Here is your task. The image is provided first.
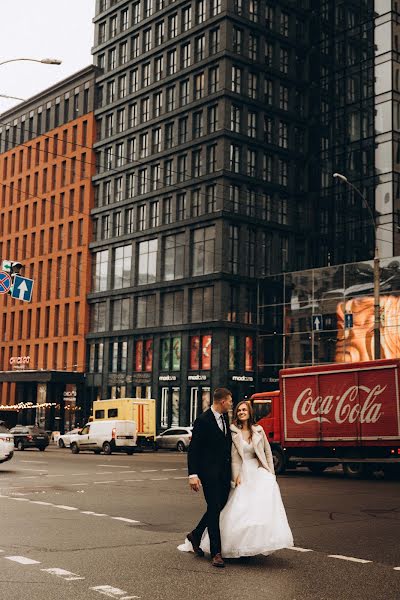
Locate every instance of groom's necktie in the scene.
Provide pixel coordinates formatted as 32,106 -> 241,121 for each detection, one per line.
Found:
220,415 -> 226,435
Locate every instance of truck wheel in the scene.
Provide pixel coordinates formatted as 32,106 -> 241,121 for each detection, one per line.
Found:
307,464 -> 328,475
103,442 -> 112,455
71,443 -> 79,454
343,463 -> 370,479
272,449 -> 286,475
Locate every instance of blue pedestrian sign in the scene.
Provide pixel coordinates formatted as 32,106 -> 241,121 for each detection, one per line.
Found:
345,312 -> 353,328
0,271 -> 12,294
11,275 -> 34,302
312,314 -> 323,331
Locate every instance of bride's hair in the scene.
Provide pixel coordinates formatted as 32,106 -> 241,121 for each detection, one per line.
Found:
232,401 -> 256,435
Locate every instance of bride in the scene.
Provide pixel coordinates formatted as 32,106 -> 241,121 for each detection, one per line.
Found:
179,400 -> 293,558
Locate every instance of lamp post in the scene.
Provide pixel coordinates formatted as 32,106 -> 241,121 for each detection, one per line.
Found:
0,58 -> 62,67
333,172 -> 381,359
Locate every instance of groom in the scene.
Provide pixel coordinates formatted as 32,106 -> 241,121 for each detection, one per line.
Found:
187,387 -> 233,568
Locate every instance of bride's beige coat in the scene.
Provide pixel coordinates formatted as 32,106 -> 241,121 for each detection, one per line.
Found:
230,424 -> 275,484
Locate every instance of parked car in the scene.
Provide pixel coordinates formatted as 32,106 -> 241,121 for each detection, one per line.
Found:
69,420 -> 137,455
10,425 -> 49,451
155,427 -> 193,452
58,428 -> 82,448
0,421 -> 14,464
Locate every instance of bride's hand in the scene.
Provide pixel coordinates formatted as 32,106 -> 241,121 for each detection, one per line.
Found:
235,475 -> 241,486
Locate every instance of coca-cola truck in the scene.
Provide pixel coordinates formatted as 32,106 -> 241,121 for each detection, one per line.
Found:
251,359 -> 400,478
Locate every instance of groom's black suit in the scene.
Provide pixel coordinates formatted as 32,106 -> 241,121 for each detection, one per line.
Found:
188,408 -> 232,557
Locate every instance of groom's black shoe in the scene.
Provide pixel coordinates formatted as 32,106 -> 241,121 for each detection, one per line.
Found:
211,553 -> 225,568
187,531 -> 204,557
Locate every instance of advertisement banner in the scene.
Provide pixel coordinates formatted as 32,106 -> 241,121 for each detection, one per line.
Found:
245,336 -> 253,371
190,336 -> 200,370
161,339 -> 170,371
172,337 -> 181,371
282,362 -> 400,441
135,340 -> 143,372
144,339 -> 153,372
202,335 -> 212,370
229,336 -> 236,371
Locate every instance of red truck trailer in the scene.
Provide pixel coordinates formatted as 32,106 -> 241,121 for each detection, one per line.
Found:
251,359 -> 400,478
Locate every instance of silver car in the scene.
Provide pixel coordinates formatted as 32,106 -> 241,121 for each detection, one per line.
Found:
155,427 -> 193,452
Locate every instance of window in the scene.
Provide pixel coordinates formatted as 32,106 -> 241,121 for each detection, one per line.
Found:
280,12 -> 289,36
168,13 -> 178,37
177,155 -> 187,182
182,42 -> 191,69
155,56 -> 163,81
129,103 -> 137,128
231,105 -> 241,133
180,79 -> 189,106
138,204 -> 147,230
194,72 -> 204,99
155,21 -> 164,45
143,28 -> 152,52
231,66 -> 241,93
247,149 -> 256,177
249,34 -> 258,61
230,144 -> 240,172
136,295 -> 156,327
113,245 -> 132,288
210,0 -> 221,16
150,200 -> 159,226
163,196 -> 172,224
130,68 -> 138,93
125,207 -> 134,233
142,62 -> 151,87
154,92 -> 163,117
249,0 -> 259,22
278,159 -> 288,186
93,250 -> 109,292
132,34 -> 140,58
112,298 -> 130,330
182,6 -> 192,31
233,27 -> 243,54
90,302 -> 106,332
141,97 -> 150,122
248,73 -> 258,99
152,127 -> 162,153
208,105 -> 218,133
191,288 -> 214,322
167,49 -> 177,75
279,85 -> 289,110
229,225 -> 239,273
161,291 -> 184,325
196,0 -> 205,23
193,111 -> 203,138
278,121 -> 288,148
163,233 -> 185,280
110,341 -> 128,373
178,117 -> 188,144
166,86 -> 176,112
192,226 -> 215,276
210,28 -> 220,54
138,239 -> 158,284
192,188 -> 201,216
207,145 -> 217,173
206,184 -> 216,212
164,159 -> 173,186
280,48 -> 289,74
209,66 -> 219,93
195,35 -> 205,62
151,164 -> 161,191
192,149 -> 202,177
189,334 -> 212,369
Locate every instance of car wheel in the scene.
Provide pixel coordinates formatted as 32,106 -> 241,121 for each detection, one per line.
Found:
272,448 -> 286,475
17,441 -> 24,451
177,441 -> 185,453
103,442 -> 112,455
58,439 -> 65,448
71,443 -> 79,454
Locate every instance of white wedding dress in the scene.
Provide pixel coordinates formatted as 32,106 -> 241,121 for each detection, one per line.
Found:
179,440 -> 293,558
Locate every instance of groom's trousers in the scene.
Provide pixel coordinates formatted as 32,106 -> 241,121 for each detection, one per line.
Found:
193,471 -> 231,557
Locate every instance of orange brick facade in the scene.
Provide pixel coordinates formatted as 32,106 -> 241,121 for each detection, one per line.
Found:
0,113 -> 96,407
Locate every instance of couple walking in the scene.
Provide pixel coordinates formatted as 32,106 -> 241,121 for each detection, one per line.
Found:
178,387 -> 293,567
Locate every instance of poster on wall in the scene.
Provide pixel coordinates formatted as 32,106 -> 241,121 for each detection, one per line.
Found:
144,339 -> 153,372
135,340 -> 143,372
229,335 -> 236,371
245,336 -> 253,371
161,339 -> 170,371
190,336 -> 200,370
202,335 -> 212,370
172,337 -> 181,371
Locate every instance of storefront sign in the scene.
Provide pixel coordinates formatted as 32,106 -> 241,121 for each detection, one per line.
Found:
63,390 -> 77,398
159,374 -> 177,381
231,375 -> 254,382
262,377 -> 279,383
9,355 -> 30,370
129,372 -> 152,384
188,374 -> 208,381
108,373 -> 126,385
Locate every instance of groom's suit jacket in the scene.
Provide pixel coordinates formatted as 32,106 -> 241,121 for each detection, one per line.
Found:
188,408 -> 232,482
230,424 -> 275,483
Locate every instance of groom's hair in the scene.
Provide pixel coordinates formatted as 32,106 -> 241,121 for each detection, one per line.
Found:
213,387 -> 232,403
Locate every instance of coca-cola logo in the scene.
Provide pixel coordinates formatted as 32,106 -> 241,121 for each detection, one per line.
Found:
292,385 -> 385,425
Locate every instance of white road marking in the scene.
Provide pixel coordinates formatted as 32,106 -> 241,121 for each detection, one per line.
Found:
6,497 -> 29,501
17,468 -> 48,472
95,471 -> 114,475
42,567 -> 85,581
5,556 -> 40,565
288,547 -> 313,553
81,511 -> 108,516
328,555 -> 372,564
394,567 -> 400,571
31,501 -> 53,506
111,517 -> 140,524
54,505 -> 78,511
68,483 -> 90,486
70,472 -> 89,476
150,477 -> 168,481
141,469 -> 157,472
94,480 -> 117,484
20,461 -> 48,464
90,585 -> 140,598
0,549 -> 4,552
98,465 -> 131,468
124,479 -> 143,482
162,468 -> 177,471
173,476 -> 187,480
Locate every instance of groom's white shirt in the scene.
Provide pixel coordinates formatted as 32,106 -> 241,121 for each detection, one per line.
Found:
189,406 -> 225,480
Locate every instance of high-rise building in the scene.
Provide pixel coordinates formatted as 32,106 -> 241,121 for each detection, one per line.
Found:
0,67 -> 98,430
89,0 -> 399,426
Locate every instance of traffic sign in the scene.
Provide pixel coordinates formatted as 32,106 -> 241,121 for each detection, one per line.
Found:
1,260 -> 12,273
312,314 -> 323,331
0,271 -> 12,294
11,275 -> 34,302
344,313 -> 353,328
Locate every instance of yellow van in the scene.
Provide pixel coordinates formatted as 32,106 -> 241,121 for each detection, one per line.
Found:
92,398 -> 156,448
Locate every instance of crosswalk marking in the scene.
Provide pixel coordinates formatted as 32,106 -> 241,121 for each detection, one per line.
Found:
42,567 -> 85,581
5,555 -> 40,565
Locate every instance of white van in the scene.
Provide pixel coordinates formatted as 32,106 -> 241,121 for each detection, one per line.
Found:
0,421 -> 14,464
69,420 -> 137,455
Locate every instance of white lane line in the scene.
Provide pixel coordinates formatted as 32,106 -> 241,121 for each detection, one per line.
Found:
0,549 -> 4,553
31,501 -> 54,506
42,567 -> 85,581
5,497 -> 29,501
97,465 -> 131,469
288,547 -> 313,553
162,468 -> 177,471
119,470 -> 136,474
111,517 -> 140,524
54,505 -> 78,511
17,468 -> 48,472
20,476 -> 37,479
124,479 -> 144,482
150,477 -> 168,481
94,480 -> 117,484
394,567 -> 400,571
90,585 -> 140,598
5,556 -> 40,565
81,511 -> 109,517
68,483 -> 90,487
173,476 -> 187,480
20,461 -> 48,464
70,472 -> 89,476
328,555 -> 372,564
95,472 -> 114,475
141,469 -> 157,472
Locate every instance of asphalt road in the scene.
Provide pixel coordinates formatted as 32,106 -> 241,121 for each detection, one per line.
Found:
0,447 -> 399,600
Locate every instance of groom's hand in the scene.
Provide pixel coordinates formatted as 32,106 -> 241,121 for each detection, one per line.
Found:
189,476 -> 201,492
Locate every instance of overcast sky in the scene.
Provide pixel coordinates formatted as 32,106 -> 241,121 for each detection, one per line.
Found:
0,1 -> 95,112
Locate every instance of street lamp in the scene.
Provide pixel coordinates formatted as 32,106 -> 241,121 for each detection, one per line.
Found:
0,57 -> 62,67
333,172 -> 381,359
